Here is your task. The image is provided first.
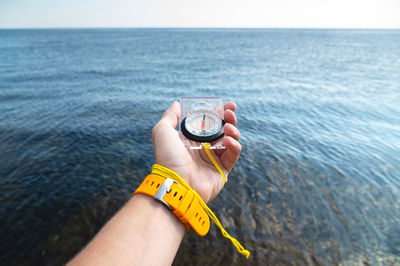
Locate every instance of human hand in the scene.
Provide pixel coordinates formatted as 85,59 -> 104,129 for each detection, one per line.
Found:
152,101 -> 241,203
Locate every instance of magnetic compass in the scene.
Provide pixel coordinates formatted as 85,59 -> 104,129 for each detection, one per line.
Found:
180,101 -> 225,143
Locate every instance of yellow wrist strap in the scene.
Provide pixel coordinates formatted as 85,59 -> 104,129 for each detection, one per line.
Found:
134,174 -> 210,236
151,143 -> 250,259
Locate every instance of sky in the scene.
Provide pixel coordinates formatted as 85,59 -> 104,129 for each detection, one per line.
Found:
0,0 -> 399,29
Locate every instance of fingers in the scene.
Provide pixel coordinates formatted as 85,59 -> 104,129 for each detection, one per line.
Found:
214,123 -> 240,157
224,123 -> 240,141
220,136 -> 242,172
160,101 -> 180,128
215,102 -> 239,157
224,109 -> 237,127
224,101 -> 237,112
224,102 -> 237,126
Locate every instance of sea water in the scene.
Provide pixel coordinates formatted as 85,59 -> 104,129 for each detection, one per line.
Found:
0,28 -> 399,265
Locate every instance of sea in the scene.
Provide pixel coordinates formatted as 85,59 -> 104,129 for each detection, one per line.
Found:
0,28 -> 399,265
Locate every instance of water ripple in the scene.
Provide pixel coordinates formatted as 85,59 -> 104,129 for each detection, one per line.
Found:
1,28 -> 400,265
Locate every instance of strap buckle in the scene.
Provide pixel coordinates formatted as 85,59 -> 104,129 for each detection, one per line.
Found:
154,177 -> 178,211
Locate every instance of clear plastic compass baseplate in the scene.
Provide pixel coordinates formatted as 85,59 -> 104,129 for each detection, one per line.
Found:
179,97 -> 225,150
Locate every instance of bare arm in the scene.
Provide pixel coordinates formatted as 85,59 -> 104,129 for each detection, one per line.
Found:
68,101 -> 241,265
68,194 -> 185,265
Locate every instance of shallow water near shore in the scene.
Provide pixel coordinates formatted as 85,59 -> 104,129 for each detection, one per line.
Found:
0,28 -> 400,265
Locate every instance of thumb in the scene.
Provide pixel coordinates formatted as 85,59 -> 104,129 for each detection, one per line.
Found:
160,101 -> 181,128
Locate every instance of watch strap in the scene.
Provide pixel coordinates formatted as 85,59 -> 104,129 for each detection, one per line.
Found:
134,174 -> 210,236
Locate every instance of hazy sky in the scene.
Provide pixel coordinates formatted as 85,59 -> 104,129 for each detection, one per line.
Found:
0,0 -> 399,28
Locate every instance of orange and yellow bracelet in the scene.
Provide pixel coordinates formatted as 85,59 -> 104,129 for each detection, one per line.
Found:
134,143 -> 250,258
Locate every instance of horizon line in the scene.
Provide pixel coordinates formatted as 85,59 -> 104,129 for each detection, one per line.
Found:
1,26 -> 400,30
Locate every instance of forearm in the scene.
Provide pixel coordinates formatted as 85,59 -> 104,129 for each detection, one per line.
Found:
68,194 -> 186,266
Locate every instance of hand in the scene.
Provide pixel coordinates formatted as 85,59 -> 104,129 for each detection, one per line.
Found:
152,101 -> 241,203
68,102 -> 241,266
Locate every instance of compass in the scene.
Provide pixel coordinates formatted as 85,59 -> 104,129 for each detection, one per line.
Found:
180,102 -> 225,143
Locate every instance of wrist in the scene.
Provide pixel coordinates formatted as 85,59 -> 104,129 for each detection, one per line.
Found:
131,194 -> 186,235
152,163 -> 219,204
133,166 -> 250,258
134,172 -> 211,236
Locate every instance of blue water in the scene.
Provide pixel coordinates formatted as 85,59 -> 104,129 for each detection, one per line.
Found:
0,28 -> 400,265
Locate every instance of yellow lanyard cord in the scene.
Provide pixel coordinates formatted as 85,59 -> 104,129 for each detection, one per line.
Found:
152,147 -> 250,259
202,142 -> 226,184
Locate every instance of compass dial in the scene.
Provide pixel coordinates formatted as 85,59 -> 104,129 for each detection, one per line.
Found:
181,110 -> 225,142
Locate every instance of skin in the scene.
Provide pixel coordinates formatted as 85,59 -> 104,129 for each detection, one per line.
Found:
68,101 -> 241,266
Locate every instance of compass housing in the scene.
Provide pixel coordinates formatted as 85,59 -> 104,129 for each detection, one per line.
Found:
179,97 -> 225,149
181,116 -> 225,142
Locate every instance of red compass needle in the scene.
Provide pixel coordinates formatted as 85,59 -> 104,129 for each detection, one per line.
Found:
201,114 -> 206,129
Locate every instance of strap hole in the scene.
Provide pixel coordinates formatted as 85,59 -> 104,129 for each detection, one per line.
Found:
195,213 -> 198,217
179,196 -> 183,201
199,217 -> 201,222
156,183 -> 160,188
202,221 -> 205,226
146,180 -> 149,184
151,181 -> 154,186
